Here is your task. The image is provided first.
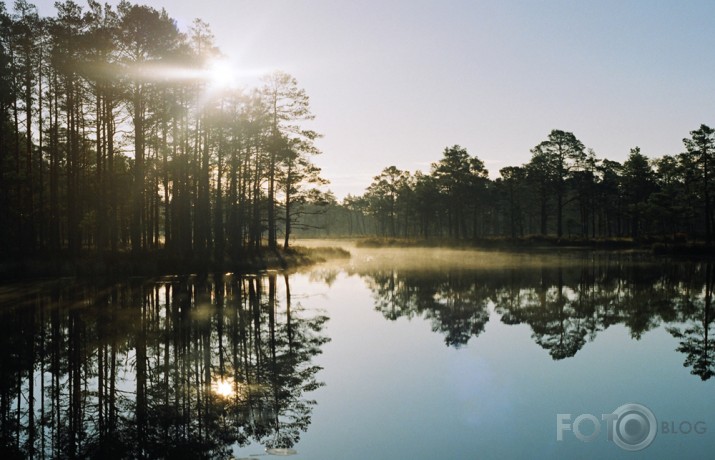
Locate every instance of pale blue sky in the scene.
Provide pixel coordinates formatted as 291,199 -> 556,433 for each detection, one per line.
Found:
30,0 -> 715,198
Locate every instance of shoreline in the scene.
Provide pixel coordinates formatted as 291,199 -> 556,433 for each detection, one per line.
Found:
4,236 -> 715,281
0,246 -> 351,281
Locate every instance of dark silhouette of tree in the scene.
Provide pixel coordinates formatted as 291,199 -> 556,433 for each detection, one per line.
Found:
8,0 -> 41,253
498,166 -> 526,238
364,166 -> 410,237
595,159 -> 623,237
412,172 -> 440,238
621,147 -> 656,239
572,149 -> 597,237
524,152 -> 553,235
279,137 -> 326,249
261,71 -> 319,250
429,145 -> 489,238
649,155 -> 691,237
683,125 -> 715,243
117,2 -> 182,254
530,130 -> 586,238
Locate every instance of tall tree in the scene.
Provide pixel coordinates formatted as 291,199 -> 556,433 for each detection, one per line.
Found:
525,151 -> 553,235
412,172 -> 440,238
117,1 -> 181,253
279,137 -> 326,249
10,0 -> 41,252
621,147 -> 655,239
82,0 -> 120,252
431,145 -> 488,239
499,166 -> 526,238
0,3 -> 13,254
650,155 -> 689,237
683,125 -> 715,243
365,166 -> 409,236
261,71 -> 316,250
188,18 -> 219,261
530,130 -> 586,238
51,0 -> 88,255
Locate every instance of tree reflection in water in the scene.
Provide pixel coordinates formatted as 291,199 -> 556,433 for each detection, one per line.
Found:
365,270 -> 491,348
2,254 -> 715,457
667,263 -> 715,381
361,255 -> 715,379
0,273 -> 328,459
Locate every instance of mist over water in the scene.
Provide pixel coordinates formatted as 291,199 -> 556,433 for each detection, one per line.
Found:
299,238 -> 637,272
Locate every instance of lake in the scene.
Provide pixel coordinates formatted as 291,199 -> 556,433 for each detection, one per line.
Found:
0,242 -> 713,459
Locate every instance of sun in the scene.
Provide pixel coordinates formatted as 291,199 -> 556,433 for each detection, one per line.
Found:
206,59 -> 237,90
212,377 -> 235,398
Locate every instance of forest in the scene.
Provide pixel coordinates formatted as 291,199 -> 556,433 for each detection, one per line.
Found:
309,127 -> 715,245
3,1 -> 715,273
0,0 -> 327,267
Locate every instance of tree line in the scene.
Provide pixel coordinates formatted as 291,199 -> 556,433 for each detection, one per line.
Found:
0,0 -> 326,264
319,126 -> 715,243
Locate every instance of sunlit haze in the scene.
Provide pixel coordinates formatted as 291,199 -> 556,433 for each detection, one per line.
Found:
32,0 -> 715,199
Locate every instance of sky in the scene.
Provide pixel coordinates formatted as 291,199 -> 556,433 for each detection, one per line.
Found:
29,0 -> 715,199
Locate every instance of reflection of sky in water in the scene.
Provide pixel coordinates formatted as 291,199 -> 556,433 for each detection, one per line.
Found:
2,248 -> 714,459
244,260 -> 715,460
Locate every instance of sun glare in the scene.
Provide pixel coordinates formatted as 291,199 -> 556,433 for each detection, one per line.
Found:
206,59 -> 237,89
212,377 -> 235,398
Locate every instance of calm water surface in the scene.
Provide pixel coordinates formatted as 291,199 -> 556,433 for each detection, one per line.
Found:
1,244 -> 714,459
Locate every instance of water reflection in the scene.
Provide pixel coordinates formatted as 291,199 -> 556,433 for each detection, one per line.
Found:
2,251 -> 715,458
364,271 -> 490,348
666,263 -> 715,381
0,274 -> 328,459
359,254 -> 715,379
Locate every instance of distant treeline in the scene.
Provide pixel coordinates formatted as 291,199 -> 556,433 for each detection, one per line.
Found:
299,127 -> 715,243
0,1 -> 326,262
